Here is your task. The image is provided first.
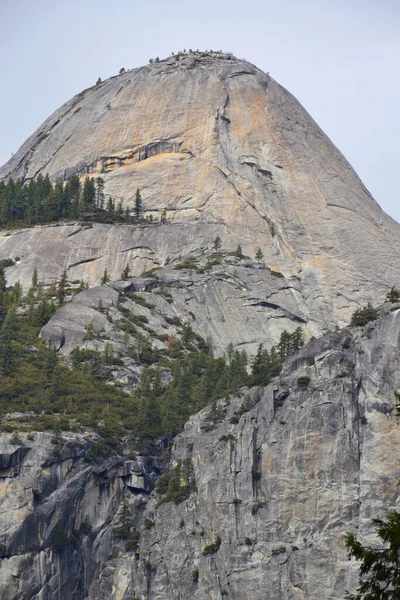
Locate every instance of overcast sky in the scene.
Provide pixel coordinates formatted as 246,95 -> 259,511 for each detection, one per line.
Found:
1,0 -> 399,222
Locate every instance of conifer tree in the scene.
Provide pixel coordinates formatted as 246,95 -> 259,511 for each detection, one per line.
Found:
107,196 -> 115,215
290,327 -> 305,352
12,281 -> 22,304
255,248 -> 264,262
135,188 -> 142,220
386,287 -> 400,303
83,320 -> 96,341
277,330 -> 291,361
57,270 -> 68,304
113,499 -> 134,539
213,236 -> 222,252
116,199 -> 124,218
82,177 -> 96,212
31,267 -> 38,290
236,244 -> 243,258
121,264 -> 130,280
77,280 -> 87,293
0,307 -> 16,375
101,269 -> 110,284
95,177 -> 105,210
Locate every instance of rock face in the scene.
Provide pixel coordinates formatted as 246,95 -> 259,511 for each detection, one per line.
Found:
2,52 -> 400,599
1,52 -> 400,346
0,432 -> 163,600
1,309 -> 400,599
38,256 -> 310,359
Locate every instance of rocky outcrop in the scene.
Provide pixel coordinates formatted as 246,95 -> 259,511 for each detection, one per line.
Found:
88,308 -> 400,600
0,432 -> 163,600
38,255 -> 309,359
1,52 -> 400,347
2,309 -> 400,599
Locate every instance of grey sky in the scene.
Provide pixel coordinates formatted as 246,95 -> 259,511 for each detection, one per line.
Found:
1,0 -> 399,222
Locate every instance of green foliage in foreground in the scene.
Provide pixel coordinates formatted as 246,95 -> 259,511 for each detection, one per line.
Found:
345,511 -> 400,599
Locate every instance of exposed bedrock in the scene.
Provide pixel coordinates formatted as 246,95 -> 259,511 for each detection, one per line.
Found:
1,53 -> 400,349
1,310 -> 400,599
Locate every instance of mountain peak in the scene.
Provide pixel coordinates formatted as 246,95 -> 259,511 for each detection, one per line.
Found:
1,54 -> 400,349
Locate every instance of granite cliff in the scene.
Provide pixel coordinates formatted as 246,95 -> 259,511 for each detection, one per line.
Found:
1,52 -> 400,351
1,51 -> 400,600
1,308 -> 400,599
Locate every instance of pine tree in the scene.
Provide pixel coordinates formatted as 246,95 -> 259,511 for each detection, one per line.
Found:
52,523 -> 70,550
255,248 -> 264,262
386,287 -> 400,303
95,177 -> 105,210
213,236 -> 222,252
12,280 -> 22,304
65,174 -> 81,219
290,327 -> 305,353
251,343 -> 270,386
57,270 -> 68,304
77,280 -> 87,293
101,269 -> 110,284
82,177 -> 96,212
236,244 -> 243,258
106,196 -> 115,215
135,188 -> 142,220
31,267 -> 38,290
113,499 -> 134,539
116,199 -> 124,218
103,342 -> 114,364
277,330 -> 291,361
0,308 -> 16,375
121,264 -> 130,280
83,320 -> 96,341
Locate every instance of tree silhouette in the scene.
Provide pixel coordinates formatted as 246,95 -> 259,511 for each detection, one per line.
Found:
345,511 -> 400,599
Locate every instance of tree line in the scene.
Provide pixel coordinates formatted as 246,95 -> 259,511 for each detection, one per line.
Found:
0,175 -> 144,227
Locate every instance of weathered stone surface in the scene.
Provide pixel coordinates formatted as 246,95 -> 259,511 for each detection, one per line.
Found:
0,432 -> 163,600
2,52 -> 400,599
39,257 -> 312,357
88,309 -> 400,600
1,52 -> 400,351
1,311 -> 400,599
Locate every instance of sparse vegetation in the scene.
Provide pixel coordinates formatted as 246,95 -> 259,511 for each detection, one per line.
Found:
351,303 -> 379,326
252,500 -> 265,515
271,546 -> 286,556
386,287 -> 400,303
156,458 -> 196,505
297,376 -> 311,388
202,536 -> 221,555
